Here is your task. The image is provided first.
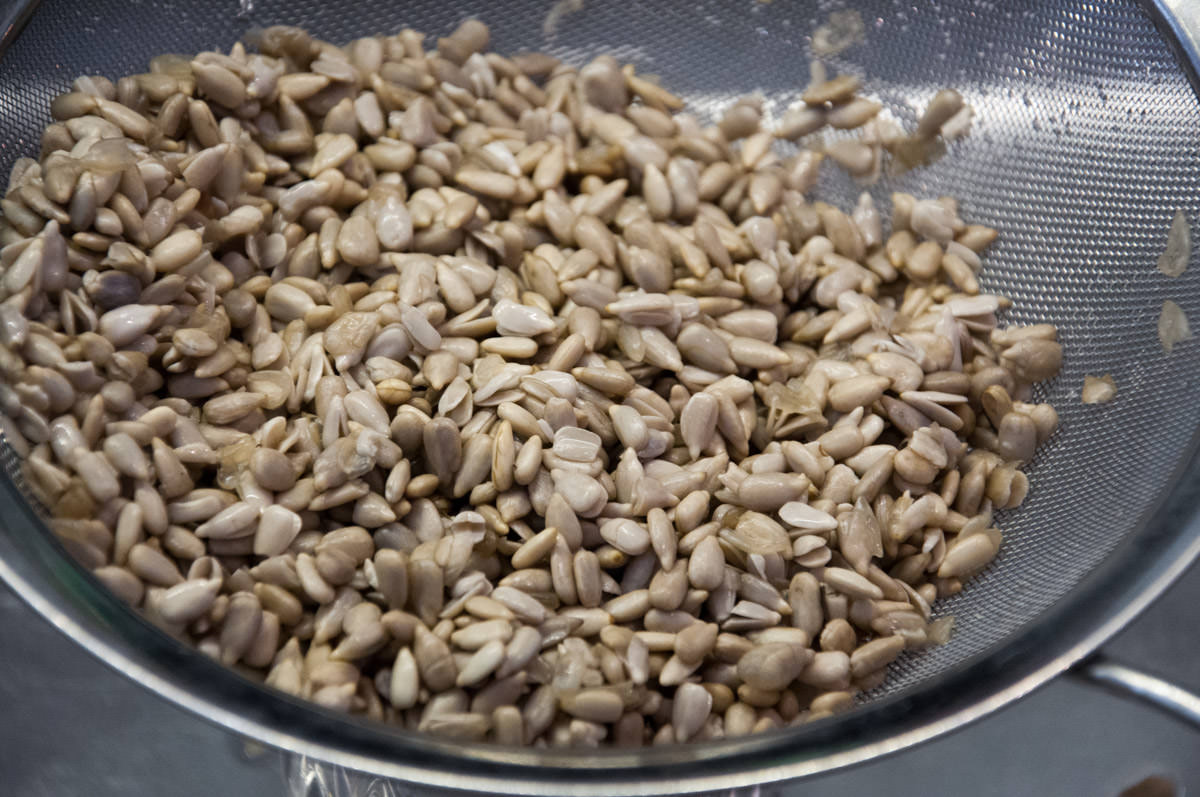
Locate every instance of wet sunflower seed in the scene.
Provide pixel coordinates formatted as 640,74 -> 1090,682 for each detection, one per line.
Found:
0,21 -> 1067,750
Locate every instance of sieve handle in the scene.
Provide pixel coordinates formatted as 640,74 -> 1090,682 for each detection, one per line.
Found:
1075,656 -> 1200,729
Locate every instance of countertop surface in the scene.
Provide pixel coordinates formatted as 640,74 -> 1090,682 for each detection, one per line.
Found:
1,564 -> 1198,797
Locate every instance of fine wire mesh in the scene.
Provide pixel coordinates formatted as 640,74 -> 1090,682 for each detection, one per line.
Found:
0,0 -> 1198,748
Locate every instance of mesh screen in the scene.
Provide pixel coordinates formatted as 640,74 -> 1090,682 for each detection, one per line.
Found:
1,0 -> 1198,711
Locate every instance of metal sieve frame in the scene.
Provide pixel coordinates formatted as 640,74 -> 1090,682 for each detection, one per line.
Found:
0,0 -> 1199,793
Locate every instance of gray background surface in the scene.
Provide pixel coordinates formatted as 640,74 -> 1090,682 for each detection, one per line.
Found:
1,566 -> 1198,797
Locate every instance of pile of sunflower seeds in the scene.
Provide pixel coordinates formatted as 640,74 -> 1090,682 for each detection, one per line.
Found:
0,20 -> 1062,746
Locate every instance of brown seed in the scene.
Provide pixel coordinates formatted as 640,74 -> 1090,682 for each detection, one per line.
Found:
917,89 -> 965,138
675,621 -> 718,664
191,62 -> 245,108
414,625 -> 458,693
561,688 -> 624,724
127,543 -> 183,587
828,375 -> 890,413
1002,338 -> 1064,381
687,536 -> 725,591
938,530 -> 1000,578
250,447 -> 296,492
94,566 -> 144,606
849,635 -> 906,679
159,578 -> 221,625
737,643 -> 811,691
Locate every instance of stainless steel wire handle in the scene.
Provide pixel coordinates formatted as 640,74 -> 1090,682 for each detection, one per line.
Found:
1075,656 -> 1200,730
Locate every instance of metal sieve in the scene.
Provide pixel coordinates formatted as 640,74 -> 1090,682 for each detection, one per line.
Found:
1,0 -> 1200,793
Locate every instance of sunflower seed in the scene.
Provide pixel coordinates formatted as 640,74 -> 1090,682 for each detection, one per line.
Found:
0,24 -> 1069,747
737,642 -> 810,691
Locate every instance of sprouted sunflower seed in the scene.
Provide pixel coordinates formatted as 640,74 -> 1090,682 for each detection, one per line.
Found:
0,19 -> 1061,746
